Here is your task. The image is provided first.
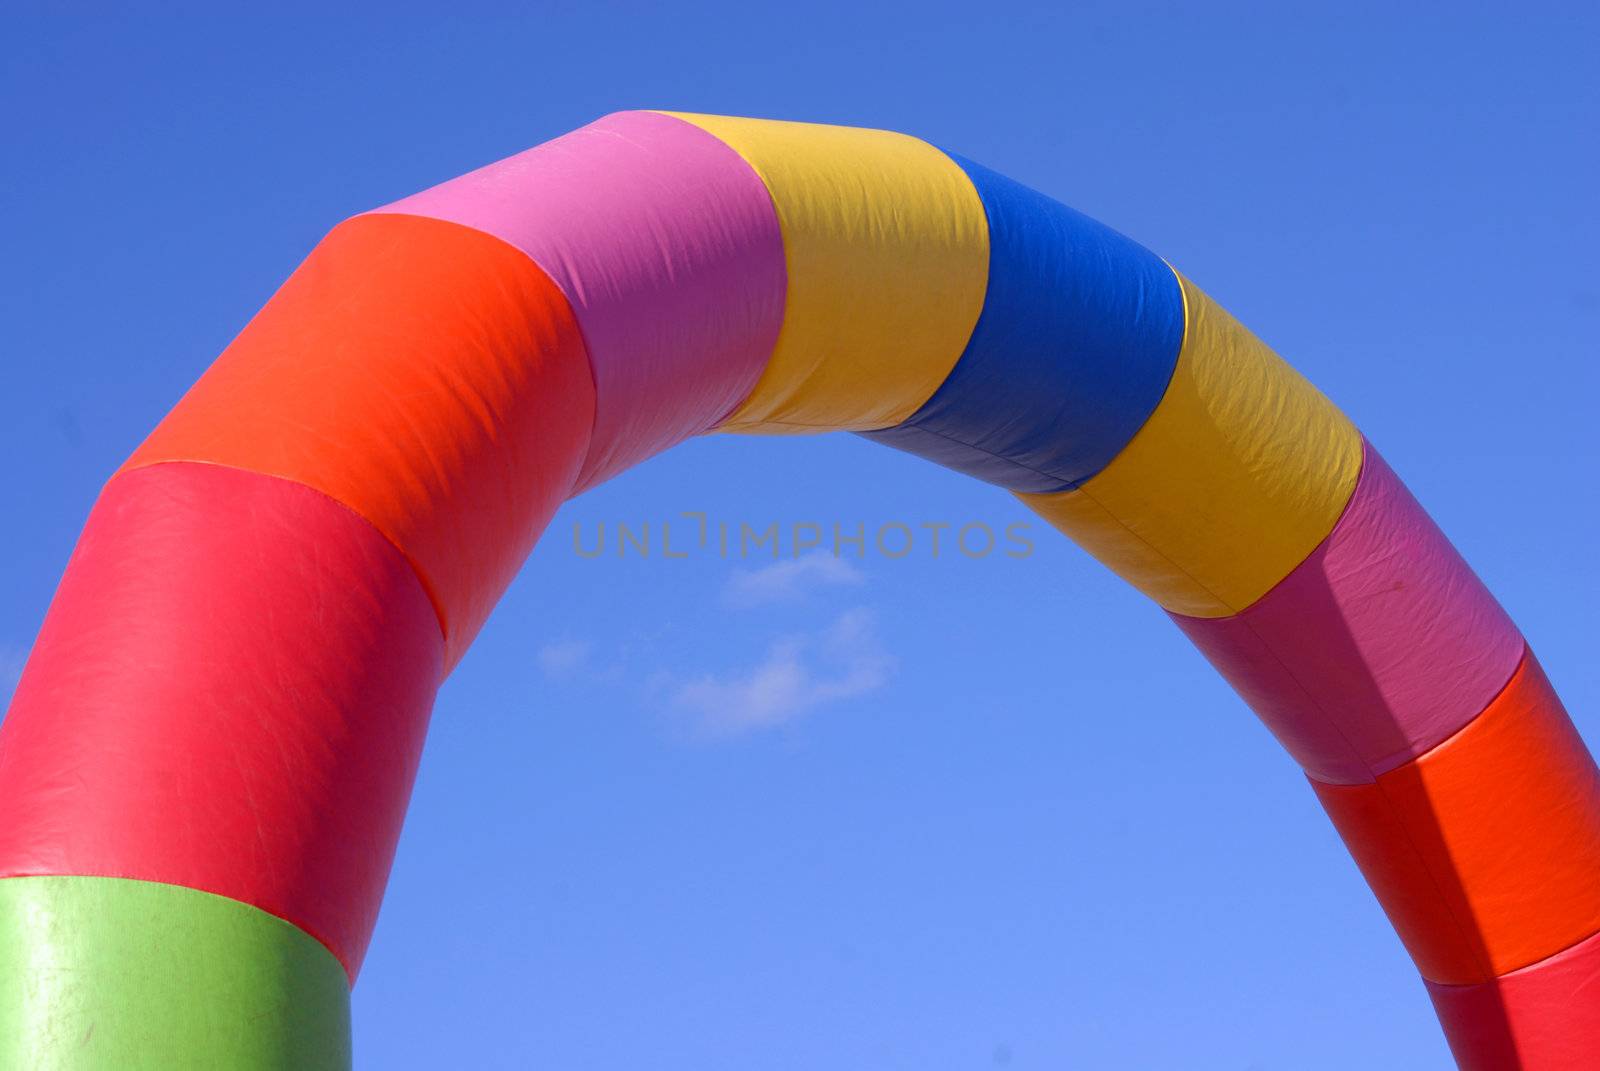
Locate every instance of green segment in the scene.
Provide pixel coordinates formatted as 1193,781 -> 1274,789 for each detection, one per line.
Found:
0,876 -> 351,1070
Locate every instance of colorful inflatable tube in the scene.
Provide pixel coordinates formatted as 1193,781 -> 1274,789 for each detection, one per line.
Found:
1,112 -> 1594,1068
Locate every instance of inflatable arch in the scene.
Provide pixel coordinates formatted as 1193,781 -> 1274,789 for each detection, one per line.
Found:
1,112 -> 1595,1068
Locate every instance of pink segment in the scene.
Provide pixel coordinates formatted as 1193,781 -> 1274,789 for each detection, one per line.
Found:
1171,441 -> 1524,784
371,110 -> 786,492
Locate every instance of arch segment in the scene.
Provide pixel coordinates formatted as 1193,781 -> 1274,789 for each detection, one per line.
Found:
0,111 -> 1594,1068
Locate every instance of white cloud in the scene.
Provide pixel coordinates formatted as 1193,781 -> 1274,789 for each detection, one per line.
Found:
670,608 -> 894,736
723,552 -> 865,609
536,639 -> 592,678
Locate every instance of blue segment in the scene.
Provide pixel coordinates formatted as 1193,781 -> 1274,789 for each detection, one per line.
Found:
859,153 -> 1185,493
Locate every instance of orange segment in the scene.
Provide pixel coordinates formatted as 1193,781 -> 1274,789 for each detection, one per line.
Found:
1314,651 -> 1600,983
122,213 -> 596,668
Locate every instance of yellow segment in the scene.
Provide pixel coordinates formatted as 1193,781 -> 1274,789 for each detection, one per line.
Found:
1017,272 -> 1362,616
662,112 -> 989,433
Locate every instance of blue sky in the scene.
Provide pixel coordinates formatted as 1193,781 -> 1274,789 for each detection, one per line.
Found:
4,5 -> 1597,1068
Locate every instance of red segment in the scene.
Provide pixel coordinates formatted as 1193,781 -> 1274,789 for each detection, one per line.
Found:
1312,651 -> 1600,984
0,463 -> 444,979
1428,928 -> 1600,1070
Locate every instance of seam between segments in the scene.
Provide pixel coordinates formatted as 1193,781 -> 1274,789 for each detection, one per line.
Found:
0,872 -> 354,984
648,110 -> 788,438
363,207 -> 606,495
1305,649 -> 1534,986
115,457 -> 452,661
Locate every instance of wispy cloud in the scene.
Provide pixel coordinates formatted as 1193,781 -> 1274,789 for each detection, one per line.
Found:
536,639 -> 592,679
670,608 -> 894,736
723,552 -> 865,609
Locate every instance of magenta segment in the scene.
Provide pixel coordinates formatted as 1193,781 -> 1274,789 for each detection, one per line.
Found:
370,110 -> 787,492
1426,928 -> 1600,1070
1170,441 -> 1523,784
